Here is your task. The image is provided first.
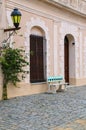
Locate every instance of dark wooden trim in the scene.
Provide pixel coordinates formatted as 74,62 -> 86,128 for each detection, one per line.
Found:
4,27 -> 21,32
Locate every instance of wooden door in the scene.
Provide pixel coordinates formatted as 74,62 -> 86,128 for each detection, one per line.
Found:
64,36 -> 69,83
30,35 -> 46,83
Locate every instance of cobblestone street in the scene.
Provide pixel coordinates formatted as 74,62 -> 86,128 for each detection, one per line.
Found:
0,86 -> 86,130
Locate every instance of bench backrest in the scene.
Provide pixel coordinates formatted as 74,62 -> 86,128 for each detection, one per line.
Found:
47,76 -> 63,82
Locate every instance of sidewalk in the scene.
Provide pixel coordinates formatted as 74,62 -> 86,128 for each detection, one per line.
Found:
0,86 -> 86,130
53,117 -> 86,130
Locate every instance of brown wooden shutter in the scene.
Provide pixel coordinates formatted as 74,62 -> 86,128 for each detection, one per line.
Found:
30,35 -> 37,82
30,35 -> 46,83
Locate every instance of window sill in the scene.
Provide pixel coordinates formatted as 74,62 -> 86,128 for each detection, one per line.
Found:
30,82 -> 47,85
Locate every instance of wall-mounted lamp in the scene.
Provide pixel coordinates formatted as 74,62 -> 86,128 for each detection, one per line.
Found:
4,8 -> 22,32
2,8 -> 22,46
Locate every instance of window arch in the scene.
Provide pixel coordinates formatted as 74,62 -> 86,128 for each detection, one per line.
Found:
31,26 -> 45,36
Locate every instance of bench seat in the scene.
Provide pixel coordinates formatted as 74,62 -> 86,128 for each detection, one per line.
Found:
47,76 -> 68,93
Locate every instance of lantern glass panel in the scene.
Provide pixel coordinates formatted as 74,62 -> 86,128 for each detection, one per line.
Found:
14,16 -> 18,23
18,16 -> 21,23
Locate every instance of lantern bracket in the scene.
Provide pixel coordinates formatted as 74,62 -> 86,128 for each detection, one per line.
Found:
1,27 -> 21,45
4,27 -> 21,32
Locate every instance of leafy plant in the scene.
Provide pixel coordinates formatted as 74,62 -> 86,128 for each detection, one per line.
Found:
0,47 -> 29,100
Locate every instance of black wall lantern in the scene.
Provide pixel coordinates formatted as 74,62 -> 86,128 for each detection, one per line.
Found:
4,8 -> 22,32
11,8 -> 22,28
2,8 -> 22,45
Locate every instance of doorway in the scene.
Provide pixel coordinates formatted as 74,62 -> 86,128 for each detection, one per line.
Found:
64,34 -> 75,84
64,36 -> 69,83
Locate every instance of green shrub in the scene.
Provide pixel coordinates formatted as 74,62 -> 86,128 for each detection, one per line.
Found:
0,48 -> 29,100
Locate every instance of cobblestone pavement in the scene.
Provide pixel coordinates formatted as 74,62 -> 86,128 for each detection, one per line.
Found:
0,86 -> 86,130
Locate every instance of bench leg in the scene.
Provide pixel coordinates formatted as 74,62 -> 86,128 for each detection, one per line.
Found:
57,84 -> 67,92
52,85 -> 57,93
57,85 -> 63,92
47,84 -> 57,93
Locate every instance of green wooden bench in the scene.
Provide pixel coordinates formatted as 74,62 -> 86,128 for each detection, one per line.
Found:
47,76 -> 68,93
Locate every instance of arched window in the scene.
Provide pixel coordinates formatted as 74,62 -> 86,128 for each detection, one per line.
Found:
30,26 -> 46,83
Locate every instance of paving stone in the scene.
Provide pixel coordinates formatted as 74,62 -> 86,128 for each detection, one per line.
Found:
0,86 -> 86,130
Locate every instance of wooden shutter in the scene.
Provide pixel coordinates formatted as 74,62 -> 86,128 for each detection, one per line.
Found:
30,35 -> 46,83
30,35 -> 37,82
